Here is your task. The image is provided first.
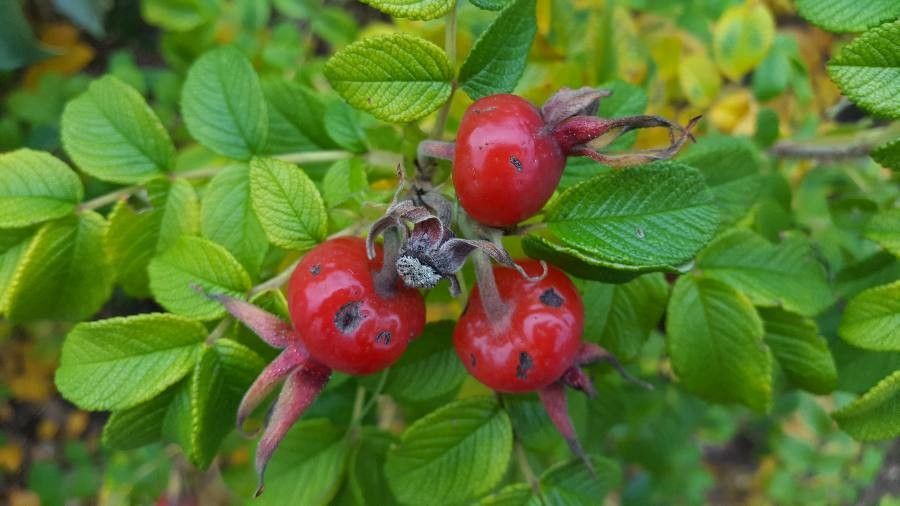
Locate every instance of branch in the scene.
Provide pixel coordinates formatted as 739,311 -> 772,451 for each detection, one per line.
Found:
770,125 -> 899,161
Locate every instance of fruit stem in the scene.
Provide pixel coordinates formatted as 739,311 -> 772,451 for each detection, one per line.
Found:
472,250 -> 509,324
428,2 -> 458,140
374,227 -> 402,298
458,212 -> 510,324
417,140 -> 456,161
515,440 -> 543,499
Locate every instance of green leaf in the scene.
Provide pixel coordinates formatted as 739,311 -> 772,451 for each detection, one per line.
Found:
580,273 -> 668,361
324,33 -> 453,122
539,455 -> 622,505
835,251 -> 900,299
142,0 -> 220,31
106,178 -> 200,297
696,229 -> 832,316
458,0 -> 536,100
201,164 -> 268,276
324,101 -> 368,153
833,370 -> 900,441
62,76 -> 175,183
478,484 -> 535,506
754,108 -> 780,148
830,333 -> 900,395
477,455 -> 622,506
758,307 -> 837,394
599,80 -> 648,117
469,0 -> 511,10
321,159 -> 368,208
5,213 -> 114,322
103,384 -> 179,450
360,0 -> 453,20
0,227 -> 36,312
522,234 -> 644,283
872,136 -> 900,169
827,20 -> 900,118
52,0 -> 110,37
262,79 -> 336,154
0,149 -> 83,228
504,395 -> 558,453
839,281 -> 900,351
55,313 -> 206,410
865,208 -> 900,257
712,2 -> 775,81
385,397 -> 513,505
752,35 -> 796,101
256,418 -> 350,506
666,276 -> 772,412
148,236 -> 252,320
381,321 -> 467,404
0,0 -> 51,70
796,0 -> 900,33
540,161 -> 719,270
181,46 -> 268,159
173,340 -> 264,468
678,134 -> 763,227
249,157 -> 327,250
339,428 -> 399,506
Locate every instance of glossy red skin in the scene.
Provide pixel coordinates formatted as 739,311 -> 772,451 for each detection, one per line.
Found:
287,237 -> 426,375
453,260 -> 583,392
452,94 -> 566,227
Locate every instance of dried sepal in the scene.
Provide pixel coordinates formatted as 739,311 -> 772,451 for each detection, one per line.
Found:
193,286 -> 294,348
254,360 -> 331,497
560,366 -> 597,398
236,346 -> 307,435
555,114 -> 700,166
538,381 -> 596,478
203,289 -> 333,497
541,86 -> 611,126
576,342 -> 653,390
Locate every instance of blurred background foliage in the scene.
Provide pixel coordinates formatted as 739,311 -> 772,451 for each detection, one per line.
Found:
1,0 -> 898,504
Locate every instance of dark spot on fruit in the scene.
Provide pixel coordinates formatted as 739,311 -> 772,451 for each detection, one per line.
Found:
310,264 -> 321,275
516,352 -> 533,379
470,353 -> 477,367
334,301 -> 365,334
375,330 -> 391,345
509,155 -> 523,172
540,288 -> 564,307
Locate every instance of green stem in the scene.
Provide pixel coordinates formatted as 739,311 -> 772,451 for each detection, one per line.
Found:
429,3 -> 458,141
275,150 -> 353,164
248,258 -> 301,297
77,185 -> 141,212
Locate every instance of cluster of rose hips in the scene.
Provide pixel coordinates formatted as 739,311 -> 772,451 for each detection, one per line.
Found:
207,89 -> 696,494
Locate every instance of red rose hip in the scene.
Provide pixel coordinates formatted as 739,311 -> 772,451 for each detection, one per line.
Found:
288,236 -> 426,375
452,94 -> 566,227
453,260 -> 583,392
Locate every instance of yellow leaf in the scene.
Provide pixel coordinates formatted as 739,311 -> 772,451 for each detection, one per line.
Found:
613,6 -> 648,84
710,88 -> 758,135
24,24 -> 94,88
679,53 -> 722,108
537,0 -> 551,37
0,442 -> 23,473
713,1 -> 775,81
650,33 -> 683,81
37,419 -> 59,441
9,490 -> 39,506
65,411 -> 90,438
